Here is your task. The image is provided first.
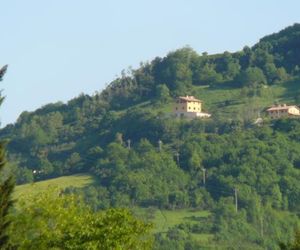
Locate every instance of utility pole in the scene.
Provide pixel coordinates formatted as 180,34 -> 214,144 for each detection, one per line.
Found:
234,188 -> 238,213
175,152 -> 180,166
259,200 -> 264,238
202,168 -> 206,186
127,139 -> 131,150
260,216 -> 264,238
158,139 -> 162,152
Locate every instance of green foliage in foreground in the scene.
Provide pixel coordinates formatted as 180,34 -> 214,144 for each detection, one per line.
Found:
0,143 -> 14,250
9,190 -> 153,250
0,64 -> 15,250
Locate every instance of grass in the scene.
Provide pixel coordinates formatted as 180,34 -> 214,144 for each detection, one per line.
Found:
190,233 -> 213,242
152,209 -> 213,243
151,209 -> 211,233
14,173 -> 96,200
132,207 -> 213,243
190,78 -> 300,120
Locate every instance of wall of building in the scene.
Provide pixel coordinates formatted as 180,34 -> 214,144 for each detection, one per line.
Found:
268,107 -> 300,118
187,102 -> 201,112
269,110 -> 288,118
174,101 -> 188,113
288,107 -> 300,115
173,100 -> 202,113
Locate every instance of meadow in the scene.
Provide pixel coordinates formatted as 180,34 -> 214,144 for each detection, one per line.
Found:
14,173 -> 96,199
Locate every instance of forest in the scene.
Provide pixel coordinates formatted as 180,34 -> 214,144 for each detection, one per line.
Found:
1,24 -> 300,249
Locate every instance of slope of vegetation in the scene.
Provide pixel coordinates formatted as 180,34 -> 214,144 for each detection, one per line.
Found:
14,173 -> 96,199
3,24 -> 300,185
2,24 -> 300,249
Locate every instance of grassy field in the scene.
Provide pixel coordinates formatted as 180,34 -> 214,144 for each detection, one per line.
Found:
14,173 -> 96,200
132,207 -> 213,243
153,209 -> 213,242
189,79 -> 300,120
151,209 -> 210,233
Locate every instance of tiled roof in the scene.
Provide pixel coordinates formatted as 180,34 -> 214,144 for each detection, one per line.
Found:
267,105 -> 299,112
178,96 -> 202,102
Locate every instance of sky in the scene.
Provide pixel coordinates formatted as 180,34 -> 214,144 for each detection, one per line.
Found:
0,0 -> 300,126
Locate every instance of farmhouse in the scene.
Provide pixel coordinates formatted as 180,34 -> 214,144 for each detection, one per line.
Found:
266,104 -> 300,118
173,95 -> 211,119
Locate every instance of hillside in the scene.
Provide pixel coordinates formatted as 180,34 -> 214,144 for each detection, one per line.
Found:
2,24 -> 300,249
14,173 -> 96,200
2,24 -> 300,183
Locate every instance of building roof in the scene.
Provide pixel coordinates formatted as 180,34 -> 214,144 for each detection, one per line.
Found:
178,96 -> 202,103
266,104 -> 300,112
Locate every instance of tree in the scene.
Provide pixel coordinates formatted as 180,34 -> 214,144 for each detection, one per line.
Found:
194,63 -> 222,85
237,67 -> 267,87
65,152 -> 82,173
9,190 -> 153,249
170,62 -> 193,95
280,230 -> 300,250
0,65 -> 14,249
153,48 -> 194,95
216,51 -> 241,80
264,63 -> 289,84
264,63 -> 279,83
276,67 -> 288,82
239,46 -> 253,69
155,84 -> 171,104
252,46 -> 274,68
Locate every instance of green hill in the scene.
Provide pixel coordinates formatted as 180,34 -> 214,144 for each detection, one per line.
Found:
2,24 -> 300,249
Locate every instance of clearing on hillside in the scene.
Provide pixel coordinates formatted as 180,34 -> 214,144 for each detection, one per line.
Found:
14,174 -> 96,200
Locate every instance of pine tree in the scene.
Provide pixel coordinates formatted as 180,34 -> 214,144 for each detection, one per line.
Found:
0,65 -> 14,249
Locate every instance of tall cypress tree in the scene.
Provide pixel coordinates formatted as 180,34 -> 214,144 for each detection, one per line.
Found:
0,65 -> 14,249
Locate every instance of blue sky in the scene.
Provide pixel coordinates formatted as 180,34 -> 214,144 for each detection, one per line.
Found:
1,0 -> 300,126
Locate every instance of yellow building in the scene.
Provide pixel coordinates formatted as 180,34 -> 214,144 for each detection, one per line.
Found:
173,96 -> 211,118
266,104 -> 300,118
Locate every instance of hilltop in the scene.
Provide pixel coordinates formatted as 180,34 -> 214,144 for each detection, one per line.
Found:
2,24 -> 300,249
